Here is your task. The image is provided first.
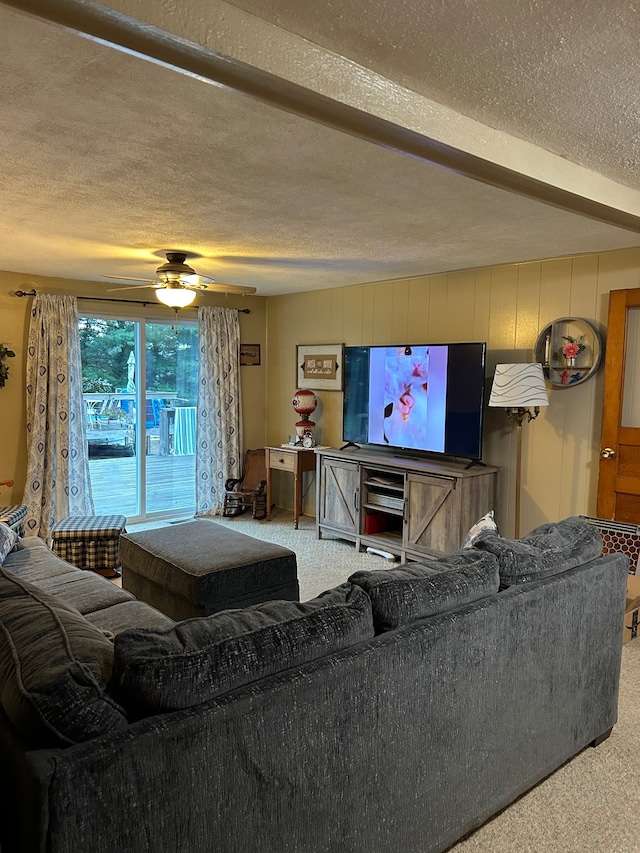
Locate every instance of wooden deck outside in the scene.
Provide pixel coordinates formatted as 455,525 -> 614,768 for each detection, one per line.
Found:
90,453 -> 196,517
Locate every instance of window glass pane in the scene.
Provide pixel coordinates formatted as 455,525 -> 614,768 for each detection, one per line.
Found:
622,308 -> 640,428
80,318 -> 138,516
145,322 -> 198,514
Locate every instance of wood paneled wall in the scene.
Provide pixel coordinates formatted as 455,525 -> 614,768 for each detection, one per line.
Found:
266,248 -> 640,536
4,245 -> 640,535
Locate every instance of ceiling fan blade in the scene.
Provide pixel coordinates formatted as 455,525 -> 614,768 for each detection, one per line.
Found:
184,273 -> 214,285
184,273 -> 256,294
106,283 -> 159,292
200,282 -> 257,295
102,274 -> 156,283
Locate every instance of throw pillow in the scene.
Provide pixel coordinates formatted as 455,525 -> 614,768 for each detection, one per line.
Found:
0,521 -> 21,565
113,583 -> 374,717
0,567 -> 129,746
462,510 -> 500,549
349,549 -> 500,631
475,516 -> 603,587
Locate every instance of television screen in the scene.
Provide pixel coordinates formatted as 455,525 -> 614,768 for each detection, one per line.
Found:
342,342 -> 487,460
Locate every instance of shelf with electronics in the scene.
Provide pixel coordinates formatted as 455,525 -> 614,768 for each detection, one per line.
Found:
534,317 -> 603,387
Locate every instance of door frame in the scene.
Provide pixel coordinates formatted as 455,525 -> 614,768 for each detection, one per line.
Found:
597,288 -> 640,520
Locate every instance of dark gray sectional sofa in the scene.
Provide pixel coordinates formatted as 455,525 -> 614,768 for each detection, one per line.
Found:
0,518 -> 628,853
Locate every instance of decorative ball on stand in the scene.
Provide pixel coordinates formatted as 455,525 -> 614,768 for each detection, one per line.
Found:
292,389 -> 318,446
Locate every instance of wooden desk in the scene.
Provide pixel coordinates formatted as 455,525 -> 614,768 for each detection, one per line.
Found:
265,446 -> 316,529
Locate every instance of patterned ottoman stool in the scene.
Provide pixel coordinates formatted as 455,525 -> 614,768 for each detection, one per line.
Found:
0,505 -> 27,537
120,519 -> 299,621
50,514 -> 127,578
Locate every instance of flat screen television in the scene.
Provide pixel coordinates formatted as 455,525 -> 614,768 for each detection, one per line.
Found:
342,342 -> 487,461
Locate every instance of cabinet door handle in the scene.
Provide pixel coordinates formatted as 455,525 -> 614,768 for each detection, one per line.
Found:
354,488 -> 359,510
403,497 -> 408,524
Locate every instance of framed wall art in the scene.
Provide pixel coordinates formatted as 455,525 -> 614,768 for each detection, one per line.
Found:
240,344 -> 261,366
296,344 -> 344,391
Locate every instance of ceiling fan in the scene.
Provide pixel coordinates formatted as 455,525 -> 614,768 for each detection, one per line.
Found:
104,251 -> 257,307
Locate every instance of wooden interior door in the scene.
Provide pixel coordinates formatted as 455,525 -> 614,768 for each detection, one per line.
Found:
597,288 -> 640,521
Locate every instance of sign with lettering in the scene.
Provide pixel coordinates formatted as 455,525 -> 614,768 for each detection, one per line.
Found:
302,355 -> 337,380
296,344 -> 344,391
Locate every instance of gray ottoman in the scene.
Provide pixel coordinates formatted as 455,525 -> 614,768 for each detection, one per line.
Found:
119,519 -> 299,621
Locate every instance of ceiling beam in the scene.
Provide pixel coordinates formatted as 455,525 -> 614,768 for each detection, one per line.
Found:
4,0 -> 640,235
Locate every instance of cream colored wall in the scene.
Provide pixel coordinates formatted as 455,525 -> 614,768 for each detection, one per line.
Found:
0,269 -> 267,507
266,247 -> 640,536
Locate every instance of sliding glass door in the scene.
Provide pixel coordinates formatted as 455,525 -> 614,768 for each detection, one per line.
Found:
144,321 -> 198,515
80,315 -> 198,521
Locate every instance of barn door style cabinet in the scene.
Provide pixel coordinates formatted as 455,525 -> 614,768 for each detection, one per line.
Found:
316,447 -> 498,561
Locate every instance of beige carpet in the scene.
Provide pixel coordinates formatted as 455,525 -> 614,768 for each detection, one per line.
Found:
129,509 -> 640,853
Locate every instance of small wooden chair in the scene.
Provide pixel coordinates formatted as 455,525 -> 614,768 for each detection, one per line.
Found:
223,449 -> 267,520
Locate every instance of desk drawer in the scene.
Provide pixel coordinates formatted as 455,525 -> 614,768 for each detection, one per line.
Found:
270,452 -> 296,471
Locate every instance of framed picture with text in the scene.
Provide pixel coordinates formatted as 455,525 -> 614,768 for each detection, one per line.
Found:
296,344 -> 344,391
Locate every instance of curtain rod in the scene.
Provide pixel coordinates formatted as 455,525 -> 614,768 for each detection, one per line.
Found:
12,289 -> 250,313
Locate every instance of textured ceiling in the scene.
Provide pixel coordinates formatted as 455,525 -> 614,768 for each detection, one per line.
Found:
230,0 -> 640,191
1,0 -> 639,296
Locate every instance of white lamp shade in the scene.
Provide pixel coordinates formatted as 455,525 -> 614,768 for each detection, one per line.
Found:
156,286 -> 197,308
488,363 -> 549,408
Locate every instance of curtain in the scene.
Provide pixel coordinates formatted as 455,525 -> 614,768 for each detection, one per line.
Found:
24,294 -> 94,538
195,306 -> 242,516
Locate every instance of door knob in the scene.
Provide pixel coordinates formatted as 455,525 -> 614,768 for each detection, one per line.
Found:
600,447 -> 616,459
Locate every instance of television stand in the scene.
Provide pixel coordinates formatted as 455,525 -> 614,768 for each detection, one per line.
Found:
316,447 -> 498,562
340,441 -> 361,450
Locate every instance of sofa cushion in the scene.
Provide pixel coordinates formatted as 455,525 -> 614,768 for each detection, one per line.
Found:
112,583 -> 374,716
86,601 -> 175,635
349,549 -> 500,631
0,522 -> 21,565
34,571 -> 134,615
3,536 -> 79,582
0,567 -> 129,747
476,516 -> 603,587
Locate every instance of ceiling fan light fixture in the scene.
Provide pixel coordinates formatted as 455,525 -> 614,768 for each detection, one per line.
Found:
155,251 -> 197,283
156,285 -> 197,308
